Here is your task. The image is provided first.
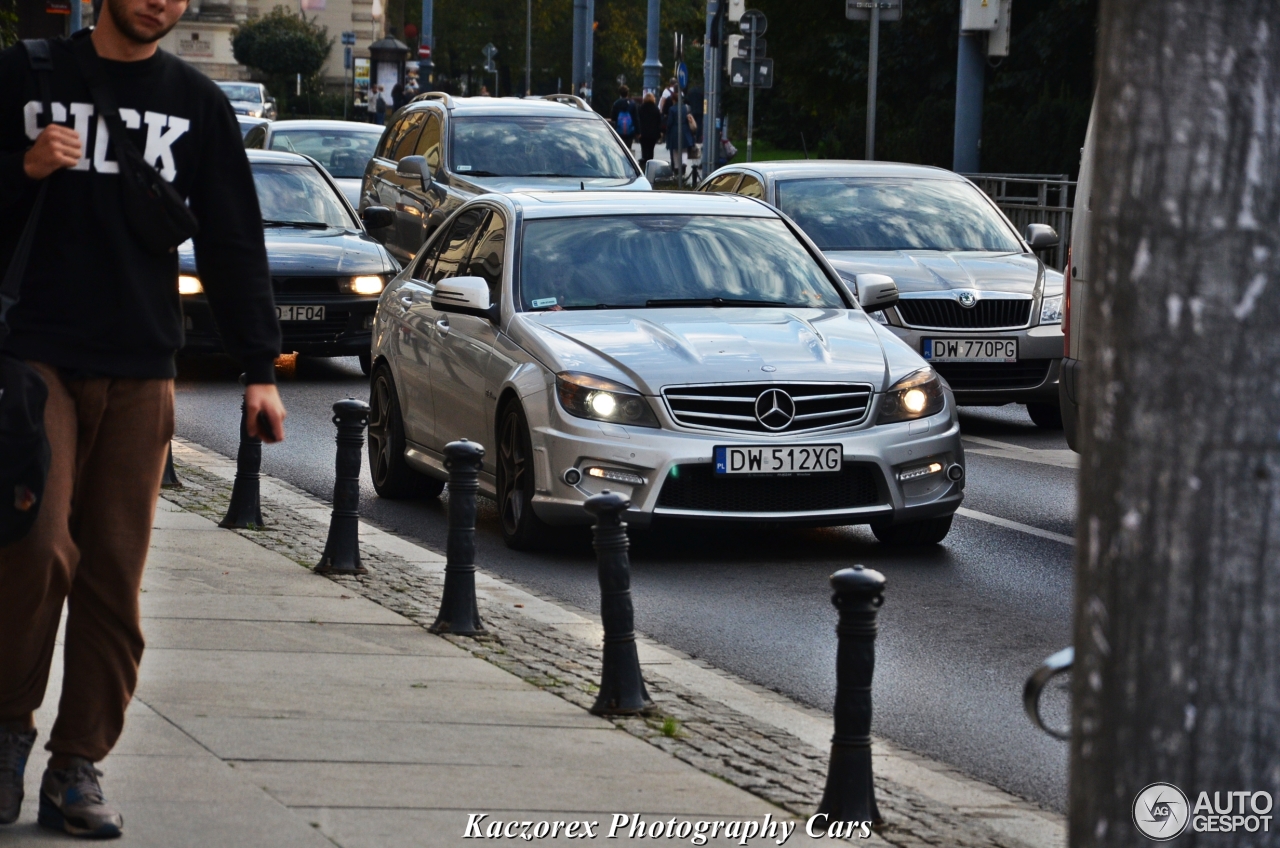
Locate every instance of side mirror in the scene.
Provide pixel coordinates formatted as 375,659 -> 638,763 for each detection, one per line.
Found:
645,159 -> 677,189
396,154 -> 432,189
855,273 -> 899,313
361,205 -> 394,230
432,276 -> 498,322
1024,223 -> 1060,251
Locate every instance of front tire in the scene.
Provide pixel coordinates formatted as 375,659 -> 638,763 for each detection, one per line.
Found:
496,402 -> 554,550
1027,402 -> 1063,430
871,515 -> 953,546
368,365 -> 445,499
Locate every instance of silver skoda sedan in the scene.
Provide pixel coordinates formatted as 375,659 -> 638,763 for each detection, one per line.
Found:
368,191 -> 965,549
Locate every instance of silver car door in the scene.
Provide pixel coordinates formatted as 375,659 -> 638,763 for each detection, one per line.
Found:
393,240 -> 443,448
420,207 -> 489,451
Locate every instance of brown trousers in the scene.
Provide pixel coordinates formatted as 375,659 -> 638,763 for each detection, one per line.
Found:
0,362 -> 173,762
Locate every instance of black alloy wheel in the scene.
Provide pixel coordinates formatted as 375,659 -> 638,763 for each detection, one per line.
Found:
871,514 -> 954,546
368,366 -> 445,499
496,402 -> 553,550
1027,402 -> 1064,430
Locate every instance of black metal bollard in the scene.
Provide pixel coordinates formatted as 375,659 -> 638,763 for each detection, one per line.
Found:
220,375 -> 263,529
315,398 -> 371,575
585,491 -> 654,716
429,439 -> 486,635
815,565 -> 886,831
160,442 -> 182,488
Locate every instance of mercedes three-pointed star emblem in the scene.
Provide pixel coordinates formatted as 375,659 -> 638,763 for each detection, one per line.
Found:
754,388 -> 796,431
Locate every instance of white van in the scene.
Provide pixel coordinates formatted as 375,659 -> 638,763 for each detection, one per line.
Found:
1060,105 -> 1095,451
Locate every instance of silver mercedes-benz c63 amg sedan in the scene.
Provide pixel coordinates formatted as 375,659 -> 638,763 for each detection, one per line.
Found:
368,191 -> 965,549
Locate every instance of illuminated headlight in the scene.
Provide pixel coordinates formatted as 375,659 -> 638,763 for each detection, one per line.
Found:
1040,295 -> 1063,324
585,467 -> 647,486
178,275 -> 203,295
877,367 -> 945,424
556,372 -> 660,428
343,275 -> 386,295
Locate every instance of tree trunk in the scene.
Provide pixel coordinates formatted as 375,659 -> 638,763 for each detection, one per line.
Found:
1072,2 -> 1280,845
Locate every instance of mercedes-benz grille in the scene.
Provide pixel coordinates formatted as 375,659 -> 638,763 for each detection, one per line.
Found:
896,297 -> 1031,330
662,382 -> 874,435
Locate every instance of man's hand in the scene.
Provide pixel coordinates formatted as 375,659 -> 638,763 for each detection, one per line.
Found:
23,125 -> 81,180
245,383 -> 287,444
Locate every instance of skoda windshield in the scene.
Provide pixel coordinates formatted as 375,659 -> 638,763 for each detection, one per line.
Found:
519,215 -> 847,312
450,116 -> 636,180
776,178 -> 1022,252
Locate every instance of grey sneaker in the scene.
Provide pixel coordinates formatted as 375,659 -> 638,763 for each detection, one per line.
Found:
0,728 -> 37,824
38,758 -> 123,839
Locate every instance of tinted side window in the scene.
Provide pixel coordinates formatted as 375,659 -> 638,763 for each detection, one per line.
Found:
737,175 -> 764,199
704,172 -> 741,192
391,112 -> 426,161
416,113 -> 443,172
411,234 -> 445,282
464,211 -> 506,304
244,125 -> 267,148
429,209 -> 487,285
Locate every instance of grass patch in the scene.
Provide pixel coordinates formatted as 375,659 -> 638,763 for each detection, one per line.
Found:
727,139 -> 811,165
661,716 -> 681,738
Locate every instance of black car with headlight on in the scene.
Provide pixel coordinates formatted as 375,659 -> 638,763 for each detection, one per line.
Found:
179,149 -> 398,374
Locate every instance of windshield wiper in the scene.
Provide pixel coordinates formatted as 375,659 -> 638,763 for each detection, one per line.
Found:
457,170 -> 504,177
262,220 -> 332,229
559,303 -> 643,310
645,297 -> 789,308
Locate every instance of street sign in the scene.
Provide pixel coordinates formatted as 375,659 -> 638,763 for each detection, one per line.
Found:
344,46 -> 352,69
739,9 -> 767,35
737,37 -> 766,58
846,0 -> 902,22
419,44 -> 431,59
483,42 -> 498,60
729,57 -> 773,89
676,61 -> 688,89
341,30 -> 356,45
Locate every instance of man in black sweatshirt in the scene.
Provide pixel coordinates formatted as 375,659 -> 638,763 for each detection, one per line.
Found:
0,0 -> 286,837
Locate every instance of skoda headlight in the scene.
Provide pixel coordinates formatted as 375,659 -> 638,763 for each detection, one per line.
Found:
877,367 -> 945,424
178,274 -> 203,295
556,372 -> 660,428
1040,294 -> 1063,324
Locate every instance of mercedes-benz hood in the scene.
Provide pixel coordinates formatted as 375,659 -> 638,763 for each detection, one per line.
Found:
823,250 -> 1062,296
509,308 -> 927,394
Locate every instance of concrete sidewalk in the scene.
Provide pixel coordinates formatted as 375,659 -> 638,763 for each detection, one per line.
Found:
6,498 -> 841,847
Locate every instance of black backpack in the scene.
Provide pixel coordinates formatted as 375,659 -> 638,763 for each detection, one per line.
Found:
0,40 -> 56,546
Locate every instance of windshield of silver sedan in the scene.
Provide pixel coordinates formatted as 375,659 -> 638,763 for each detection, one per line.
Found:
450,116 -> 636,179
519,215 -> 848,311
251,162 -> 355,230
776,178 -> 1022,252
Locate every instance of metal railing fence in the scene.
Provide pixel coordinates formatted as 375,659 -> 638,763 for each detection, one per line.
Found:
964,174 -> 1077,271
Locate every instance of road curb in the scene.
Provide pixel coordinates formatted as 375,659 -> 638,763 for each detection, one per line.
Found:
164,436 -> 1065,848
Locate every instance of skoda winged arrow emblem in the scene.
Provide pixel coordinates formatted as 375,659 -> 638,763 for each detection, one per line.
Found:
957,291 -> 977,309
755,388 -> 796,431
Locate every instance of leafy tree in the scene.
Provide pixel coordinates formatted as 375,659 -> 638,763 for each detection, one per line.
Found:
232,6 -> 333,99
0,0 -> 18,51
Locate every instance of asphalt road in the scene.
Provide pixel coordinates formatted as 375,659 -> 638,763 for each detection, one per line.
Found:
174,353 -> 1076,812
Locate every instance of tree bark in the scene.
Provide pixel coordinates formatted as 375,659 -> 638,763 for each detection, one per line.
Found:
1072,2 -> 1280,845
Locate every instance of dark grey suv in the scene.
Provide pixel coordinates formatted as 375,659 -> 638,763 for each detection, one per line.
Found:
360,93 -> 650,264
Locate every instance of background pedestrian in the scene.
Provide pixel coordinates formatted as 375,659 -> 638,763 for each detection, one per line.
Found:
638,91 -> 661,167
610,84 -> 639,151
665,92 -> 697,181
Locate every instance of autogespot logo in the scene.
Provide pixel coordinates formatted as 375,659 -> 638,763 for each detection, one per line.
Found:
1133,783 -> 1190,841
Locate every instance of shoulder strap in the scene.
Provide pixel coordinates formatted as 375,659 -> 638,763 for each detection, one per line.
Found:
1,40 -> 55,342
